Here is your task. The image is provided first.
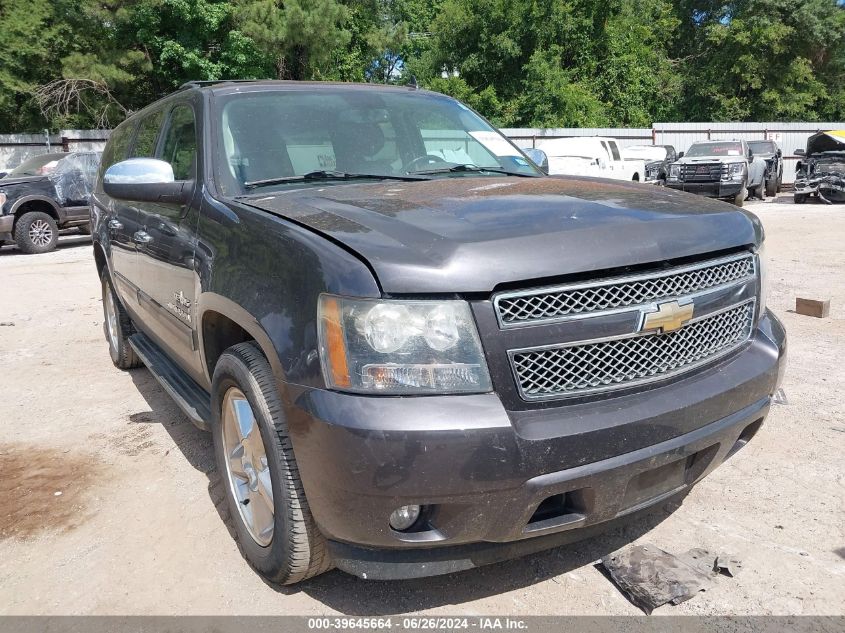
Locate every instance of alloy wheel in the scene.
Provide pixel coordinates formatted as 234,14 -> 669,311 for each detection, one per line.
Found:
221,387 -> 275,546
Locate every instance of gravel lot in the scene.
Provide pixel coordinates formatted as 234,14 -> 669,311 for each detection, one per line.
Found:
0,194 -> 843,616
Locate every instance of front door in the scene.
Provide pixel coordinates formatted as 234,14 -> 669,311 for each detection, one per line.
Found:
133,104 -> 201,374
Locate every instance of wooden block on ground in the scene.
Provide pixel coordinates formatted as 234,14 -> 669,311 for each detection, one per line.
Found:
795,297 -> 830,318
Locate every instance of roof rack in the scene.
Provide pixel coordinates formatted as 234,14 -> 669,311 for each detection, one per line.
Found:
178,79 -> 262,90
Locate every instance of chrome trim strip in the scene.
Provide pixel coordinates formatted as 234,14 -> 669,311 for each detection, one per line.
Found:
508,299 -> 756,401
493,251 -> 756,329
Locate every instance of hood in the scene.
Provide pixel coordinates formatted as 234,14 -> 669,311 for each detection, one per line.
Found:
238,176 -> 761,294
676,155 -> 744,165
0,174 -> 49,187
806,130 -> 845,156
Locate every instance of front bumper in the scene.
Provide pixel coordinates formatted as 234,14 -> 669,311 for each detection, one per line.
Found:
285,312 -> 786,580
667,180 -> 743,198
0,214 -> 12,241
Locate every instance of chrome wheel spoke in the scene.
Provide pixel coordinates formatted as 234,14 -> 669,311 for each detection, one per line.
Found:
247,488 -> 275,541
256,459 -> 274,506
221,387 -> 274,547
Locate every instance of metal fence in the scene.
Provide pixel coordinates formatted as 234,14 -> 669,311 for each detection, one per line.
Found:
3,122 -> 844,184
0,130 -> 109,172
502,122 -> 845,184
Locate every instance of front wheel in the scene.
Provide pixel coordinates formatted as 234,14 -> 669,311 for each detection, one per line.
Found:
733,186 -> 747,207
765,176 -> 777,198
211,342 -> 332,585
14,211 -> 58,254
752,178 -> 765,200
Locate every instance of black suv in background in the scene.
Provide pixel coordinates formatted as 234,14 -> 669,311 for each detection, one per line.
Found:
0,152 -> 100,253
747,140 -> 783,197
91,80 -> 786,585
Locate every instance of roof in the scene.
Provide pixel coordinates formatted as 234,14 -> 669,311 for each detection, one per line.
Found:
179,79 -> 432,97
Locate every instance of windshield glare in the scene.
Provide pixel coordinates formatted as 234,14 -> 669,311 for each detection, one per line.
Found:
216,89 -> 538,193
9,153 -> 66,176
748,141 -> 775,154
685,142 -> 744,157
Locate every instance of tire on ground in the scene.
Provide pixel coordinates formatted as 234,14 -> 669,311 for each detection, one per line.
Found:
211,341 -> 332,585
14,211 -> 58,254
765,176 -> 777,198
794,193 -> 808,204
752,178 -> 765,200
100,268 -> 142,369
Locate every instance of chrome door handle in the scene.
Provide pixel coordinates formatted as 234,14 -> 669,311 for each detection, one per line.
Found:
132,231 -> 153,244
108,219 -> 123,231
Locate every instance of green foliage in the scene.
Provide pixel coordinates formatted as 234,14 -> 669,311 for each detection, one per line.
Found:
0,0 -> 844,131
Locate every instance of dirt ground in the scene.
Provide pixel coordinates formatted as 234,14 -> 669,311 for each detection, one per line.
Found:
0,194 -> 843,616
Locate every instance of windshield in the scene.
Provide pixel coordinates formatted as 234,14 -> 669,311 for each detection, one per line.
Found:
685,142 -> 744,157
215,89 -> 539,194
748,141 -> 776,154
8,153 -> 67,177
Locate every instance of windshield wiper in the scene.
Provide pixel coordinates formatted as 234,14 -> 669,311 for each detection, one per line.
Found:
409,164 -> 538,177
244,170 -> 429,189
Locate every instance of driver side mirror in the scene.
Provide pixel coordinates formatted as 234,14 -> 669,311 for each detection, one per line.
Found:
677,152 -> 685,159
103,158 -> 192,204
522,148 -> 549,175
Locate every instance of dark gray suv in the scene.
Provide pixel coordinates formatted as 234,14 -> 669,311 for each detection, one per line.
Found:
91,80 -> 787,585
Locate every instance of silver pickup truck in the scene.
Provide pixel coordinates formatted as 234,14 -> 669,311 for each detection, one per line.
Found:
666,140 -> 767,206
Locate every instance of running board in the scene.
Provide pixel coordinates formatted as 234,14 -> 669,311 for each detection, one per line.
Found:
129,333 -> 211,431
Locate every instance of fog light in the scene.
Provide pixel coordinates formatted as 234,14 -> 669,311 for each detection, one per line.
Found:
389,505 -> 421,531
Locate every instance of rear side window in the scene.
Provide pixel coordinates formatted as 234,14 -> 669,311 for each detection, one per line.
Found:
131,110 -> 164,158
160,105 -> 197,181
608,141 -> 622,161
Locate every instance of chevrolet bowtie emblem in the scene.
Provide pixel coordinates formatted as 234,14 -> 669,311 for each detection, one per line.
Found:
641,300 -> 694,334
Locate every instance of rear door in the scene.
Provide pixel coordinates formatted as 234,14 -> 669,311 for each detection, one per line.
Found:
133,103 -> 201,370
95,121 -> 141,310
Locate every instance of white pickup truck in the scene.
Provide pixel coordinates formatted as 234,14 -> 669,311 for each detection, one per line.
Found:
535,136 -> 645,182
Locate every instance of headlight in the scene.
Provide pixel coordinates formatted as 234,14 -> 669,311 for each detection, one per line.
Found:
318,295 -> 492,394
668,164 -> 681,180
724,162 -> 745,181
757,243 -> 769,318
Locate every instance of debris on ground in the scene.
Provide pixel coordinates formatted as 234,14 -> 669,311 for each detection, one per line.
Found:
773,388 -> 789,405
600,543 -> 742,614
795,297 -> 830,318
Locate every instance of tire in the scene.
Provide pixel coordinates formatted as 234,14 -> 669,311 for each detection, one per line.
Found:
211,342 -> 332,585
765,176 -> 777,198
794,193 -> 808,204
733,186 -> 747,207
100,268 -> 142,369
14,211 -> 58,254
77,223 -> 92,236
752,177 -> 765,200
776,175 -> 782,193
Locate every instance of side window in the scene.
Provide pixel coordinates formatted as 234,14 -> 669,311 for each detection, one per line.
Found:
608,141 -> 622,161
160,105 -> 197,181
131,110 -> 164,158
100,123 -> 134,174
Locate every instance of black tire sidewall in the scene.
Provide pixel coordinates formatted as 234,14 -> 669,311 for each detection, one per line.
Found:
210,351 -> 298,579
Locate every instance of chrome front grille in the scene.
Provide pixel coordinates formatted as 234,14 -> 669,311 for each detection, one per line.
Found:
494,252 -> 755,328
681,163 -> 727,182
510,301 -> 755,400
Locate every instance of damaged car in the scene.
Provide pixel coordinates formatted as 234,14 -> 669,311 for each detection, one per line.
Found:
794,131 -> 845,204
747,140 -> 783,197
0,151 -> 101,254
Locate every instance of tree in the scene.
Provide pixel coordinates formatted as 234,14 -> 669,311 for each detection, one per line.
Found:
235,0 -> 351,80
